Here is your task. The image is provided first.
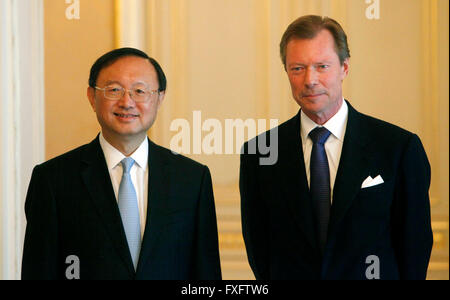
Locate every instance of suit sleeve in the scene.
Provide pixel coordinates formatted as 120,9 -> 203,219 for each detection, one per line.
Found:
392,134 -> 433,280
193,166 -> 222,280
240,149 -> 270,279
22,165 -> 60,280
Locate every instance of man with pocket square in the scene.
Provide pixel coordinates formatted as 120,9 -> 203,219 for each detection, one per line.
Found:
240,15 -> 433,280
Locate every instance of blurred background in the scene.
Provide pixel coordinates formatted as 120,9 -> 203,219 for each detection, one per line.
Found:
0,0 -> 448,280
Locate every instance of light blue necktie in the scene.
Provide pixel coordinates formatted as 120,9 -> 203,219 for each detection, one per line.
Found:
118,157 -> 141,270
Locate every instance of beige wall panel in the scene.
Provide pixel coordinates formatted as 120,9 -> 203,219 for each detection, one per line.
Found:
184,0 -> 268,185
345,0 -> 423,134
44,0 -> 115,160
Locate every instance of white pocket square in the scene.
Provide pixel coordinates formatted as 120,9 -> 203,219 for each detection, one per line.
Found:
361,175 -> 384,189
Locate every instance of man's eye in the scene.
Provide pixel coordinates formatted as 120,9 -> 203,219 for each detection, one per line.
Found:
291,67 -> 304,72
107,87 -> 122,92
319,65 -> 329,69
135,89 -> 147,95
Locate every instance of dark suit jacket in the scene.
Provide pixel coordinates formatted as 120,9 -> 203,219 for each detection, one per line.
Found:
22,136 -> 222,280
240,101 -> 433,280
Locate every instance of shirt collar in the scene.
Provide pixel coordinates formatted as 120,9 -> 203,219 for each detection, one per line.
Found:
99,133 -> 149,171
300,99 -> 348,143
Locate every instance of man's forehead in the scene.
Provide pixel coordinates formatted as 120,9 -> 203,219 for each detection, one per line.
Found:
289,28 -> 335,45
102,56 -> 154,72
97,56 -> 157,81
286,32 -> 338,62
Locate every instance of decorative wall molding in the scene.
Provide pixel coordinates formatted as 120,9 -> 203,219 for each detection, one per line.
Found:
0,0 -> 45,280
421,0 -> 440,199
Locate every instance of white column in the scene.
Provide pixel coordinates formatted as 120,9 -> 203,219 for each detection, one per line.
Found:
115,0 -> 147,49
0,0 -> 45,280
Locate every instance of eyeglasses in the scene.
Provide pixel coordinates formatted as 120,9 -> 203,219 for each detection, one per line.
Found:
94,83 -> 160,103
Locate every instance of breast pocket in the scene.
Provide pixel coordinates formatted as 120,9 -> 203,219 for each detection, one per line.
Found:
356,179 -> 394,218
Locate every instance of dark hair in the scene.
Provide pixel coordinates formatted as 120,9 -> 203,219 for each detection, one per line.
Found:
88,47 -> 167,92
280,15 -> 350,68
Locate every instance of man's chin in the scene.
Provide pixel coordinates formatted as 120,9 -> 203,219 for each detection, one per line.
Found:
296,100 -> 326,113
104,126 -> 146,140
117,129 -> 147,138
116,124 -> 154,138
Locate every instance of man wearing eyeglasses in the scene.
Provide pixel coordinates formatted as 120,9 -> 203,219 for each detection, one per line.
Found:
22,48 -> 222,280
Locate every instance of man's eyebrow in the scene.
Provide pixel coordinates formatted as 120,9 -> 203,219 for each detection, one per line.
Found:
287,60 -> 333,67
103,80 -> 149,86
315,60 -> 333,64
287,63 -> 306,67
103,80 -> 122,86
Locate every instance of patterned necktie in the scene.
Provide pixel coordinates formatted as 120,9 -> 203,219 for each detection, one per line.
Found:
118,157 -> 141,270
309,127 -> 332,253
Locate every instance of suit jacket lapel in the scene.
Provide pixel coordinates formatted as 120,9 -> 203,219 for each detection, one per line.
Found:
80,136 -> 136,277
136,139 -> 171,275
328,102 -> 372,237
280,112 -> 318,251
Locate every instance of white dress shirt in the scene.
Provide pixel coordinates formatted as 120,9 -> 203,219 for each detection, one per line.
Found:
99,133 -> 149,239
300,100 -> 348,203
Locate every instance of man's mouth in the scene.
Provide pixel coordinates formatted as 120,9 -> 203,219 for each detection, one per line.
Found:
303,93 -> 325,98
114,113 -> 139,118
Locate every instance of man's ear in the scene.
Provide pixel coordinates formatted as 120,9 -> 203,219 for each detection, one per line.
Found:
156,91 -> 165,111
87,86 -> 96,112
341,58 -> 350,80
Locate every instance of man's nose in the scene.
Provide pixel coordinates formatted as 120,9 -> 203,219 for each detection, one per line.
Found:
118,90 -> 135,108
304,68 -> 319,88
